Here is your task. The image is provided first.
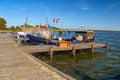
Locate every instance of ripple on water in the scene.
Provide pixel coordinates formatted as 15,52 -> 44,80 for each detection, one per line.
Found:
35,32 -> 120,80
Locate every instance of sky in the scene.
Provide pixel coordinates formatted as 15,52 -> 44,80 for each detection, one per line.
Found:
0,0 -> 120,30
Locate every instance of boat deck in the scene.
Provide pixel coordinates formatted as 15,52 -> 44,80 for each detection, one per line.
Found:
0,33 -> 75,80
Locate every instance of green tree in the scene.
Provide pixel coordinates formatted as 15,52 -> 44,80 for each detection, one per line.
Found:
9,26 -> 16,31
51,26 -> 61,30
0,18 -> 7,30
27,24 -> 34,28
16,26 -> 22,31
35,25 -> 39,28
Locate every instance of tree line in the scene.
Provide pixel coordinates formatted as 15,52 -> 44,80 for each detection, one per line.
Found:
0,17 -> 61,32
0,18 -> 7,30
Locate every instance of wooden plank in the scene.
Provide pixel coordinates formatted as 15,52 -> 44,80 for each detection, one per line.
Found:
20,42 -> 106,53
0,34 -> 75,80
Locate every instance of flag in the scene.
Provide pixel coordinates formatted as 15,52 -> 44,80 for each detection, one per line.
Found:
56,18 -> 59,23
48,24 -> 51,29
53,18 -> 59,23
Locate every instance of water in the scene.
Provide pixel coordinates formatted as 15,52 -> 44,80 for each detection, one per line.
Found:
35,32 -> 120,80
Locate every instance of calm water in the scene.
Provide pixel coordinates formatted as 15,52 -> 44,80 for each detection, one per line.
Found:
35,32 -> 120,80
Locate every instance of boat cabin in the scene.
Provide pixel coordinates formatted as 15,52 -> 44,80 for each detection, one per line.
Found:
52,30 -> 94,43
73,30 -> 94,42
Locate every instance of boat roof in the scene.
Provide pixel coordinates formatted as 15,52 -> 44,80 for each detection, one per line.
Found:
52,29 -> 94,33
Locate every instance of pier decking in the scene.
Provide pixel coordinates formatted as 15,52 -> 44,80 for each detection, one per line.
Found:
21,42 -> 107,53
0,33 -> 75,80
20,42 -> 108,61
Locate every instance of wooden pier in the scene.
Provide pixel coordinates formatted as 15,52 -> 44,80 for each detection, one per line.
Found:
0,33 -> 75,80
20,42 -> 108,61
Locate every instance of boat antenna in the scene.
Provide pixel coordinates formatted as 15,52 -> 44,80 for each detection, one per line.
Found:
25,9 -> 28,27
81,25 -> 84,30
46,17 -> 48,25
61,20 -> 64,30
23,10 -> 28,32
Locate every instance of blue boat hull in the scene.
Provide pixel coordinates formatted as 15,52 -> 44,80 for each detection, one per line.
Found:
27,34 -> 57,45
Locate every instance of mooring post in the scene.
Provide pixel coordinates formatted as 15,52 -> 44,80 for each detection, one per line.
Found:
72,46 -> 76,57
91,44 -> 94,55
46,39 -> 48,45
23,38 -> 26,44
7,31 -> 9,35
106,42 -> 108,52
49,47 -> 53,61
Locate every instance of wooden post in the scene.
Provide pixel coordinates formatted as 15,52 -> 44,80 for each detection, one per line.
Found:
106,42 -> 108,52
49,47 -> 53,61
7,31 -> 9,35
23,38 -> 27,44
91,44 -> 94,54
72,46 -> 76,57
46,39 -> 48,45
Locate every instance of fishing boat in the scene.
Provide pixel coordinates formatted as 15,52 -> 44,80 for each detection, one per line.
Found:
27,34 -> 57,45
26,25 -> 58,45
14,31 -> 29,44
26,28 -> 94,46
21,11 -> 94,45
16,32 -> 28,38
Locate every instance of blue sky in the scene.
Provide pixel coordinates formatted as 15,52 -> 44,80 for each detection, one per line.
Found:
0,0 -> 120,30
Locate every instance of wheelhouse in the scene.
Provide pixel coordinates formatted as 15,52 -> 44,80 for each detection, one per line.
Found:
53,30 -> 94,43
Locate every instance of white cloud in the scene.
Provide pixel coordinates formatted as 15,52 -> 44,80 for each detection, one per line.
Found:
80,6 -> 90,10
106,2 -> 120,11
76,0 -> 91,10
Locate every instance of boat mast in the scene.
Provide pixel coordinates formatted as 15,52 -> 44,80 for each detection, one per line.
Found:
46,17 -> 48,26
25,10 -> 28,28
24,10 -> 28,33
61,20 -> 64,29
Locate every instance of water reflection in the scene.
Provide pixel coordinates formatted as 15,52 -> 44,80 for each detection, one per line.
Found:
34,32 -> 120,80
